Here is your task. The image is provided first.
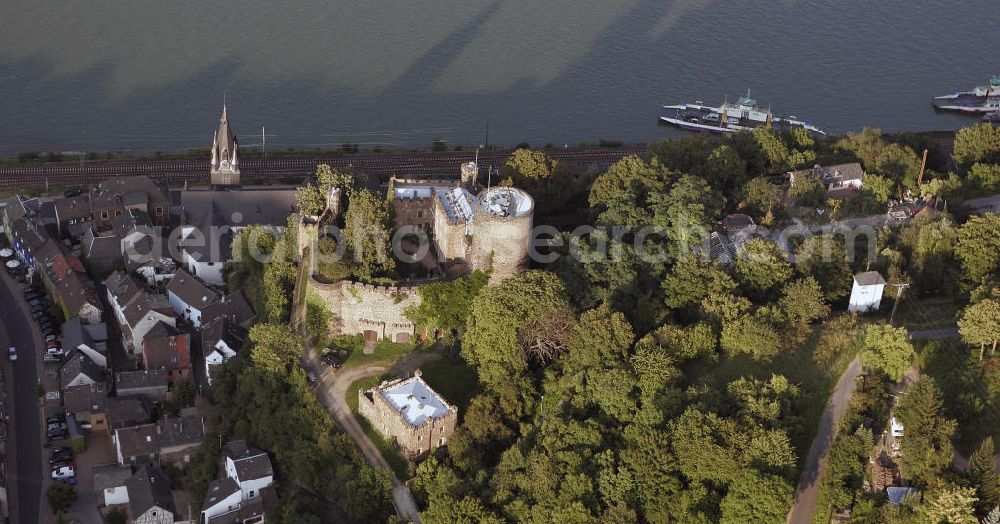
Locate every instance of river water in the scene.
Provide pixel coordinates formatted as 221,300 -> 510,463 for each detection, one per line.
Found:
0,0 -> 996,155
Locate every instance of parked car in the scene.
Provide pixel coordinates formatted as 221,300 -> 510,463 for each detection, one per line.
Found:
321,354 -> 343,368
63,189 -> 82,198
23,291 -> 39,301
30,303 -> 48,313
47,413 -> 66,424
49,459 -> 75,471
7,346 -> 16,361
42,327 -> 58,337
307,371 -> 317,384
43,350 -> 63,363
27,298 -> 45,308
49,447 -> 73,464
47,424 -> 67,440
46,340 -> 62,350
45,334 -> 58,343
51,465 -> 75,480
31,310 -> 46,320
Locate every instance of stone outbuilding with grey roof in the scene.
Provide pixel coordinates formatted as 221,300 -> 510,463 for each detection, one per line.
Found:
358,369 -> 457,459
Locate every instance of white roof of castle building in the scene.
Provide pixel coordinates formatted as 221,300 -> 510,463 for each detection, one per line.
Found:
478,187 -> 533,218
394,186 -> 434,199
437,187 -> 475,224
380,376 -> 450,426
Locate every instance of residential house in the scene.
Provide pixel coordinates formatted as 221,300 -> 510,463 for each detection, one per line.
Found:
115,370 -> 169,401
80,227 -> 123,277
201,290 -> 255,329
201,478 -> 242,523
205,488 -> 276,524
89,176 -> 170,230
106,271 -> 177,354
38,248 -> 102,324
0,194 -> 39,238
113,208 -> 165,272
141,327 -> 191,384
106,397 -> 151,431
722,213 -> 758,236
60,350 -> 106,389
165,268 -> 219,328
63,382 -> 109,432
171,186 -> 297,285
223,440 -> 274,501
53,196 -> 92,239
113,412 -> 204,467
848,271 -> 887,313
7,216 -> 53,274
92,463 -> 133,507
156,412 -> 205,465
788,163 -> 865,198
62,317 -> 109,355
125,465 -> 177,524
202,317 -> 245,386
114,424 -> 159,466
203,440 -> 275,523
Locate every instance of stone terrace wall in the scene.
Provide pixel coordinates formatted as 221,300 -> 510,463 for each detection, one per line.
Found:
310,277 -> 421,342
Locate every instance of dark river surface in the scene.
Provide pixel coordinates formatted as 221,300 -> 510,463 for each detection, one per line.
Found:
0,0 -> 996,155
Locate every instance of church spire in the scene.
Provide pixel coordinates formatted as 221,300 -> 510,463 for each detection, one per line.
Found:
210,100 -> 240,186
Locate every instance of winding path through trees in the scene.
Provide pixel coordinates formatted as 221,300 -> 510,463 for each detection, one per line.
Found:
292,257 -> 431,522
786,358 -> 862,524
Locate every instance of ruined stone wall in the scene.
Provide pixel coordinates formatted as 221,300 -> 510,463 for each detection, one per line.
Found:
310,277 -> 420,341
393,196 -> 434,230
357,379 -> 458,459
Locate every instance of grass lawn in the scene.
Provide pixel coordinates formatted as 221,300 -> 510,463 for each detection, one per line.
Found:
415,352 -> 480,413
346,372 -> 410,480
334,336 -> 438,370
888,296 -> 960,331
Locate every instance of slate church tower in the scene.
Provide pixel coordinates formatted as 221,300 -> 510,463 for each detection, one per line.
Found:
210,104 -> 240,186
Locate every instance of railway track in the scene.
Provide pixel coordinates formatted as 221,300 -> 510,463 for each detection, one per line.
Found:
0,146 -> 649,191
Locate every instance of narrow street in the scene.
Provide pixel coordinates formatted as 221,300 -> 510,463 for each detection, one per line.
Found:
786,358 -> 861,524
0,272 -> 44,524
787,327 -> 962,523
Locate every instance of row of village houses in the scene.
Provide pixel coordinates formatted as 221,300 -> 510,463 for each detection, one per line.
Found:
0,173 -> 290,523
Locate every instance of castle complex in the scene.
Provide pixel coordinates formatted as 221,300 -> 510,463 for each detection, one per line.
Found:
311,163 -> 535,342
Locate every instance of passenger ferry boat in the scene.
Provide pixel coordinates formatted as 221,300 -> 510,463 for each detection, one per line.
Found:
933,76 -> 1000,114
660,91 -> 826,136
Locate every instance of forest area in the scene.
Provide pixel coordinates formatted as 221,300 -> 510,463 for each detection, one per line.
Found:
211,123 -> 1000,523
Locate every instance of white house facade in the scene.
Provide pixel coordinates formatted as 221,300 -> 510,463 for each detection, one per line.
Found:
848,271 -> 887,313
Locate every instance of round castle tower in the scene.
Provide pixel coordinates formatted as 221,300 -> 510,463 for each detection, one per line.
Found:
469,186 -> 534,282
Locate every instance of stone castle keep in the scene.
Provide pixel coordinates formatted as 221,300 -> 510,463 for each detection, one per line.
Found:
358,370 -> 457,459
310,162 -> 535,341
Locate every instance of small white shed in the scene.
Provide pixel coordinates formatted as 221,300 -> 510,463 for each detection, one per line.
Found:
848,271 -> 886,313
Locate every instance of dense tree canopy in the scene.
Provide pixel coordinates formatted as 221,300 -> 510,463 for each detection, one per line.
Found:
954,123 -> 1000,167
859,324 -> 915,382
895,377 -> 957,486
343,189 -> 395,282
462,271 -> 571,387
